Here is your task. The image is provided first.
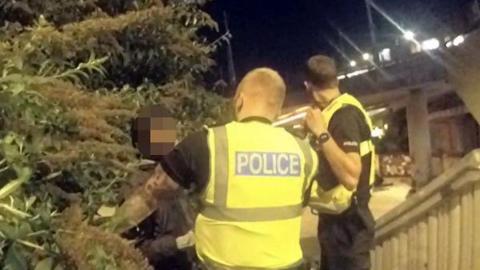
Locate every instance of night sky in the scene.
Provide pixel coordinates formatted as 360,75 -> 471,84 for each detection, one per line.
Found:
205,0 -> 461,88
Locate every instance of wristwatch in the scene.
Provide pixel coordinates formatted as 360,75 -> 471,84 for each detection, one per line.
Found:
312,132 -> 330,149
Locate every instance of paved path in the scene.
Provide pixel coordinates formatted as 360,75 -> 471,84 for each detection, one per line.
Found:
300,181 -> 411,260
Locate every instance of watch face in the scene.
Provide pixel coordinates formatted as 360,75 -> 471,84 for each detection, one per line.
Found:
319,133 -> 330,143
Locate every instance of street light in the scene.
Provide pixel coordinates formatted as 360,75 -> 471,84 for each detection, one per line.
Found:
403,30 -> 415,41
453,35 -> 465,46
349,60 -> 357,67
362,53 -> 372,61
421,38 -> 440,51
379,48 -> 391,62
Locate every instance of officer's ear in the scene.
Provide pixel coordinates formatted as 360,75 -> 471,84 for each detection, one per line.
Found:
234,92 -> 244,115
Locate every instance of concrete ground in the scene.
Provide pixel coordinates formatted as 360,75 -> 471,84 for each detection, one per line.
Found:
300,179 -> 411,261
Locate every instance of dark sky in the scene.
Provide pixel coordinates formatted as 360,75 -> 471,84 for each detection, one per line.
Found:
204,0 -> 461,88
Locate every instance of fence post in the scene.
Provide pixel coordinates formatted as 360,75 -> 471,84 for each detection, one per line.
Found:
473,183 -> 480,269
399,231 -> 408,270
448,196 -> 461,270
459,191 -> 473,270
392,236 -> 400,270
427,210 -> 438,270
418,220 -> 428,270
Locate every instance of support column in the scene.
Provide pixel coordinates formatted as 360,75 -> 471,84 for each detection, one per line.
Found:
407,89 -> 432,188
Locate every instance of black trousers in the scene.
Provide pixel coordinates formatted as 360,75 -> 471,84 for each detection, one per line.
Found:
318,206 -> 374,270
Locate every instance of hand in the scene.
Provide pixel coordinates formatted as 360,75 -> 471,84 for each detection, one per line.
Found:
305,107 -> 327,137
175,230 -> 195,249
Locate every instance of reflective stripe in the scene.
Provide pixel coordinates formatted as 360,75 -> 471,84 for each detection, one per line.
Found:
359,140 -> 373,157
213,127 -> 229,207
311,93 -> 376,214
201,203 -> 303,222
292,137 -> 313,195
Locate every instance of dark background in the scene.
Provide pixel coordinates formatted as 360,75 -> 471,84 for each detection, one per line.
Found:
204,0 -> 462,90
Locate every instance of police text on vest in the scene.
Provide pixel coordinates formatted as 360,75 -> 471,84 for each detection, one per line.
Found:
235,152 -> 301,176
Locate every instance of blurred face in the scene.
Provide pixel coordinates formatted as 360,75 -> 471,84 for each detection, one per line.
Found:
135,106 -> 177,160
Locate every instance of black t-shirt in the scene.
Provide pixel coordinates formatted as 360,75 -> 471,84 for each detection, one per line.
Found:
316,105 -> 372,191
160,118 -> 276,192
159,129 -> 210,192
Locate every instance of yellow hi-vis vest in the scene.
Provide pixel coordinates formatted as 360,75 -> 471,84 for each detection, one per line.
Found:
309,93 -> 375,215
195,120 -> 318,269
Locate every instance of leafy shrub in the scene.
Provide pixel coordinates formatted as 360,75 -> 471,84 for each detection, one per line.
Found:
0,1 -> 229,268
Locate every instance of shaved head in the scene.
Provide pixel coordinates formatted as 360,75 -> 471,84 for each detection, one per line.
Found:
234,68 -> 286,120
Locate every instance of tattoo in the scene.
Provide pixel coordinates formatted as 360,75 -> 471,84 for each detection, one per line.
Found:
143,164 -> 179,200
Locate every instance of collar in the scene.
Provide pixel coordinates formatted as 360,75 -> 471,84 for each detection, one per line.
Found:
323,93 -> 345,111
239,116 -> 272,124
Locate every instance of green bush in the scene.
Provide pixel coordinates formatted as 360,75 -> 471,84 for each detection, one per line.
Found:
0,1 -> 229,268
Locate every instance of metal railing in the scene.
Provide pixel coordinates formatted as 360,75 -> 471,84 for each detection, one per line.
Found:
371,149 -> 480,270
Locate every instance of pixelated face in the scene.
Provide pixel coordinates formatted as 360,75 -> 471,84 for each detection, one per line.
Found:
135,105 -> 177,159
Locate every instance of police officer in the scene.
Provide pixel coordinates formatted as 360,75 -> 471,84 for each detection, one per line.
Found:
132,68 -> 318,269
303,55 -> 375,270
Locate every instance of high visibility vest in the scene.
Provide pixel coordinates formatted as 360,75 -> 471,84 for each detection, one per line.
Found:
195,120 -> 318,269
309,93 -> 375,214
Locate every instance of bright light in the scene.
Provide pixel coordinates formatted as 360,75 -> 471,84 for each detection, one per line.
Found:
372,127 -> 385,138
346,69 -> 369,78
273,112 -> 307,127
421,38 -> 440,51
446,41 -> 453,48
337,75 -> 346,80
379,48 -> 391,62
453,35 -> 465,46
368,107 -> 388,117
362,53 -> 372,61
350,60 -> 357,67
403,30 -> 415,41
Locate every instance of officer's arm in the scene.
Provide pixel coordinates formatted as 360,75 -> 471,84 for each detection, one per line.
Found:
320,140 -> 361,191
306,107 -> 362,191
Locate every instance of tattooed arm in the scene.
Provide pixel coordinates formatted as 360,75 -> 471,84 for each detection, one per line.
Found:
110,130 -> 208,233
110,164 -> 179,234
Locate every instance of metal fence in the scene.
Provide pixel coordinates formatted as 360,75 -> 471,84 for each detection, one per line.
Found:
371,149 -> 480,270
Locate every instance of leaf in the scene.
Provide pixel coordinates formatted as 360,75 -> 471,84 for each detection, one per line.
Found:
4,244 -> 28,270
9,82 -> 26,96
53,264 -> 64,270
97,205 -> 116,217
16,223 -> 33,239
0,180 -> 25,200
0,203 -> 31,219
24,196 -> 36,210
34,258 -> 54,270
0,223 -> 17,239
